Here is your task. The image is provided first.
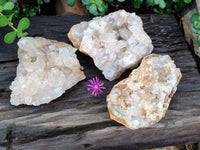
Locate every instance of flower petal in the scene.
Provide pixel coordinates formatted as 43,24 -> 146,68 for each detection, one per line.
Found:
89,79 -> 94,84
87,84 -> 94,87
87,77 -> 106,96
95,76 -> 99,83
100,86 -> 106,89
93,78 -> 96,84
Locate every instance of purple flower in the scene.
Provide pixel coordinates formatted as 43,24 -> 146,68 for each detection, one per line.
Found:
87,77 -> 106,96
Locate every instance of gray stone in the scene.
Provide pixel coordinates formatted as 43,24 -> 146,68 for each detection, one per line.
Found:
181,7 -> 200,57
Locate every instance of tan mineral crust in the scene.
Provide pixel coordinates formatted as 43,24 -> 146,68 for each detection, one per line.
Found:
10,37 -> 86,106
68,10 -> 153,81
107,54 -> 182,130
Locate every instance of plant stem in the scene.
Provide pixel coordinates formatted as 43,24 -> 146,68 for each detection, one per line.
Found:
0,12 -> 18,32
9,24 -> 18,32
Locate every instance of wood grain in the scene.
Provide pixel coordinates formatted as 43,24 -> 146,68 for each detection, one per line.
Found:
0,14 -> 200,150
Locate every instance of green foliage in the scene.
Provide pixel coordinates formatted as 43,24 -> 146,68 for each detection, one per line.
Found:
69,0 -> 192,16
131,0 -> 143,9
184,0 -> 192,3
82,0 -> 108,16
0,0 -> 51,44
0,1 -> 31,44
197,35 -> 200,46
22,7 -> 38,17
143,0 -> 191,14
191,13 -> 200,46
37,0 -> 51,5
0,15 -> 9,27
3,2 -> 14,10
191,13 -> 200,24
1,0 -> 51,20
17,17 -> 30,31
4,31 -> 16,44
68,0 -> 76,6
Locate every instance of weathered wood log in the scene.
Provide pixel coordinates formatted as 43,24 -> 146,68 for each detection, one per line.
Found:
0,14 -> 200,150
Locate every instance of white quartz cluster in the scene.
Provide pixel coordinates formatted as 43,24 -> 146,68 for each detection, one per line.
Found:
10,37 -> 86,106
68,10 -> 153,81
107,54 -> 182,129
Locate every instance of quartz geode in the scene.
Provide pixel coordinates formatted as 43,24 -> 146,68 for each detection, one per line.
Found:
68,10 -> 153,81
10,37 -> 86,106
107,54 -> 182,129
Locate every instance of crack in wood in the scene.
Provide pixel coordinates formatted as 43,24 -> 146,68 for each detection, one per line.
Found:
0,59 -> 18,65
13,121 -> 121,145
5,127 -> 15,150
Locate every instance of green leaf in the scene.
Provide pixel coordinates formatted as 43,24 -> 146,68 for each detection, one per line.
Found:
67,0 -> 76,7
146,0 -> 154,6
37,0 -> 43,5
86,5 -> 90,10
22,32 -> 28,37
104,4 -> 108,11
0,15 -> 8,27
23,7 -> 38,17
153,7 -> 160,13
0,5 -> 3,12
154,0 -> 161,4
193,21 -> 200,30
158,7 -> 164,14
184,0 -> 192,4
191,13 -> 200,24
90,0 -> 96,4
159,0 -> 166,8
137,0 -> 143,4
3,2 -> 14,10
166,8 -> 172,13
98,12 -> 105,16
96,0 -> 103,6
4,31 -> 16,44
118,0 -> 125,2
197,30 -> 200,34
8,13 -> 14,21
172,0 -> 178,2
192,26 -> 197,34
43,0 -> 51,3
192,27 -> 200,34
89,4 -> 97,15
197,34 -> 200,46
8,21 -> 13,26
17,17 -> 30,31
8,0 -> 17,3
98,4 -> 107,13
81,0 -> 90,5
97,5 -> 104,12
16,30 -> 23,38
0,0 -> 6,5
166,0 -> 173,8
133,2 -> 141,8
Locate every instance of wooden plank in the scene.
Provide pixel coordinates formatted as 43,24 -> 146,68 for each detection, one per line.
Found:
12,124 -> 200,150
0,14 -> 200,150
